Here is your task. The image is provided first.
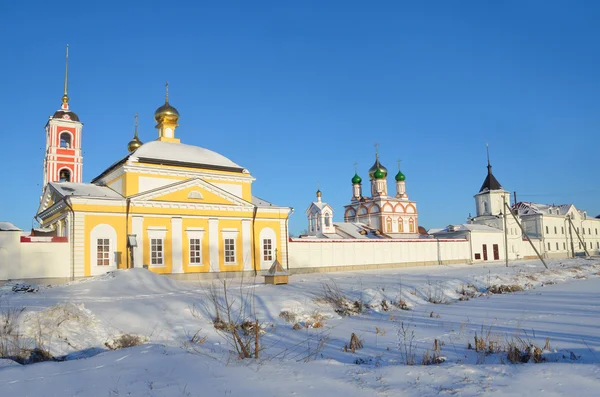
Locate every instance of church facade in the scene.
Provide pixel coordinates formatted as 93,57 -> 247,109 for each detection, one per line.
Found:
34,51 -> 291,279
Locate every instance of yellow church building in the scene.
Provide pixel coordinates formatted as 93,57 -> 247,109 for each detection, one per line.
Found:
36,56 -> 291,279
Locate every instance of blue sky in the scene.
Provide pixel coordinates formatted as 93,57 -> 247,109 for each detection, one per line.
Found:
1,1 -> 599,234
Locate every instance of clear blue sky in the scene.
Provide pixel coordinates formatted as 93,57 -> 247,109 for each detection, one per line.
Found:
1,0 -> 599,234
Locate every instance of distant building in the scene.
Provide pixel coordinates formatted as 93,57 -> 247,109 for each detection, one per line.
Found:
431,154 -> 600,260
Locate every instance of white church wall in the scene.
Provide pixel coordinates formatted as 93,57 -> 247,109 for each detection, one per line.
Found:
288,238 -> 470,272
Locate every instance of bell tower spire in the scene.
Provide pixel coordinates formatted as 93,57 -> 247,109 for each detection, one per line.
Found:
62,44 -> 69,110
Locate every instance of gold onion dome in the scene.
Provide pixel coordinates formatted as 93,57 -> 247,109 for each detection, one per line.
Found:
368,157 -> 387,179
128,136 -> 143,152
154,102 -> 180,123
128,113 -> 144,152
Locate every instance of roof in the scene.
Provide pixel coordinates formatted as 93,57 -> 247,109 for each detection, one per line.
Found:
51,109 -> 80,122
132,141 -> 245,172
513,202 -> 575,216
49,182 -> 123,199
93,140 -> 248,183
479,164 -> 502,192
429,223 -> 503,235
266,259 -> 289,276
252,196 -> 275,207
0,222 -> 21,231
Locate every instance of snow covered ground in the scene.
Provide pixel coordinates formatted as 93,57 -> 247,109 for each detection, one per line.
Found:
0,258 -> 599,396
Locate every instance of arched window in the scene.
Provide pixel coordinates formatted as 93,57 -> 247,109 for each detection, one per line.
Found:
386,217 -> 392,232
324,213 -> 331,227
483,201 -> 488,215
60,132 -> 72,148
309,216 -> 314,232
90,223 -> 118,276
59,168 -> 71,182
409,218 -> 415,233
398,217 -> 404,232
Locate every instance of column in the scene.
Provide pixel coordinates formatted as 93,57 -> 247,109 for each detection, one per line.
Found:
208,218 -> 219,272
171,217 -> 183,273
132,216 -> 143,268
242,219 -> 251,271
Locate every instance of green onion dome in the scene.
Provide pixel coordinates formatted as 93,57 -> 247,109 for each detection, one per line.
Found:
373,167 -> 386,180
351,173 -> 362,184
368,158 -> 387,179
395,170 -> 406,182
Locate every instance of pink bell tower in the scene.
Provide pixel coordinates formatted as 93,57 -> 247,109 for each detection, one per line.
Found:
43,45 -> 83,188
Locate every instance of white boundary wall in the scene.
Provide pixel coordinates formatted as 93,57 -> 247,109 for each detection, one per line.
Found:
288,238 -> 471,272
0,231 -> 70,281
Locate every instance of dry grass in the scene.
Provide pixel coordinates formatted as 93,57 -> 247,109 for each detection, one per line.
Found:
105,334 -> 145,350
488,284 -> 524,294
422,339 -> 445,365
318,281 -> 363,316
343,333 -> 363,353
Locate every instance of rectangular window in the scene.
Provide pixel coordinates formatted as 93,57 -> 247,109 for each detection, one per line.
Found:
97,238 -> 110,266
597,242 -> 599,249
556,242 -> 559,250
583,228 -> 585,235
545,226 -> 549,234
151,238 -> 163,266
263,238 -> 272,261
563,242 -> 566,250
547,242 -> 551,251
561,227 -> 564,234
588,228 -> 591,235
554,226 -> 557,234
224,238 -> 236,263
189,238 -> 202,264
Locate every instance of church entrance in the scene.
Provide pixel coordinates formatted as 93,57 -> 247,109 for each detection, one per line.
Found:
493,244 -> 500,260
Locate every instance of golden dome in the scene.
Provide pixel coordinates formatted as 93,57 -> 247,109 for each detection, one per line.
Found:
128,136 -> 143,152
128,113 -> 143,152
154,102 -> 180,123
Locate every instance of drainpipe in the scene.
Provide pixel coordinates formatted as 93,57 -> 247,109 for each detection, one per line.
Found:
251,206 -> 258,276
64,197 -> 76,281
125,197 -> 131,269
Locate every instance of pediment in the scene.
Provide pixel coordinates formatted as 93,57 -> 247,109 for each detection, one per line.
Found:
37,185 -> 59,216
130,178 -> 252,207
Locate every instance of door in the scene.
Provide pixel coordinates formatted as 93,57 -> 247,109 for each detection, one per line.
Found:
493,244 -> 499,260
482,244 -> 488,261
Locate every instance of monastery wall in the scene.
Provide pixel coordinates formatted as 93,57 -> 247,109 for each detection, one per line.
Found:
287,238 -> 471,273
0,232 -> 70,281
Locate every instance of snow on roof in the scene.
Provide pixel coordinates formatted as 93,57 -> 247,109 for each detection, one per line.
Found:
430,224 -> 502,234
0,222 -> 21,231
332,222 -> 388,239
513,202 -> 576,216
252,196 -> 275,207
132,141 -> 244,171
50,182 -> 123,199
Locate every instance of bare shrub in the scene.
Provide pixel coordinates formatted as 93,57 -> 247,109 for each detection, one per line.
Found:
344,333 -> 363,353
194,279 -> 264,359
397,322 -> 416,365
105,334 -> 145,350
425,278 -> 447,304
319,281 -> 362,316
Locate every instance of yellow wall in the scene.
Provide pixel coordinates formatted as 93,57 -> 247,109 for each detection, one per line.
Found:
83,214 -> 127,277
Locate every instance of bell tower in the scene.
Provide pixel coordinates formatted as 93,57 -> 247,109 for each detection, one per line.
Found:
43,45 -> 83,188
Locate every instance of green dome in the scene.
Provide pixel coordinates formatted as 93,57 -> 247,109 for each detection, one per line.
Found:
373,167 -> 385,179
395,170 -> 406,182
351,173 -> 362,184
